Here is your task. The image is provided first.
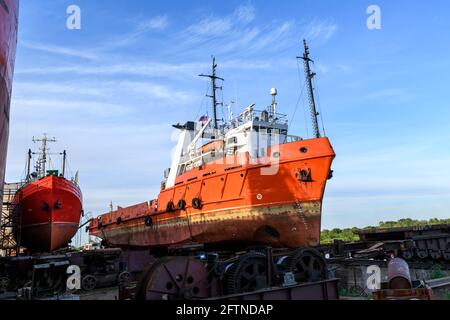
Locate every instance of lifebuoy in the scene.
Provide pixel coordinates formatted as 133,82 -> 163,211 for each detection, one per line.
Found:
192,198 -> 202,210
177,199 -> 186,210
166,201 -> 175,212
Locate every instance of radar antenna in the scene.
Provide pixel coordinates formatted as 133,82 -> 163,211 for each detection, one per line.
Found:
199,56 -> 224,131
297,40 -> 321,138
32,133 -> 57,178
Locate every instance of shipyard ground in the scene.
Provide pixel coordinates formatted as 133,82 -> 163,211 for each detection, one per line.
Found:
2,259 -> 448,301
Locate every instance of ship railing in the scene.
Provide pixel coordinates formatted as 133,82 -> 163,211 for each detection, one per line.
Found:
180,134 -> 302,172
226,110 -> 288,129
180,149 -> 227,173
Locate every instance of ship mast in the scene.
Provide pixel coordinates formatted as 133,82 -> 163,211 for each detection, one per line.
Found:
26,149 -> 32,181
61,150 -> 67,178
199,56 -> 224,131
32,134 -> 56,178
298,39 -> 321,139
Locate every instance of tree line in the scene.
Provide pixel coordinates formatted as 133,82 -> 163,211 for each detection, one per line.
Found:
320,218 -> 450,244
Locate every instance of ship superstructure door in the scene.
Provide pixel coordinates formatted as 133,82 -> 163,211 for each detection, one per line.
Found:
257,127 -> 268,158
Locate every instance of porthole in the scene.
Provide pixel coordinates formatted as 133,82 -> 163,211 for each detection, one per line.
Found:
300,147 -> 308,153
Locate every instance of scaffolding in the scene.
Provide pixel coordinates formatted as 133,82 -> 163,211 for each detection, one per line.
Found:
1,183 -> 23,257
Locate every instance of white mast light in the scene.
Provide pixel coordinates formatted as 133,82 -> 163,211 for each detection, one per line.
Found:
270,88 -> 277,114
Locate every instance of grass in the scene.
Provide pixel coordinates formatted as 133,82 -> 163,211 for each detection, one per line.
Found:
430,264 -> 447,280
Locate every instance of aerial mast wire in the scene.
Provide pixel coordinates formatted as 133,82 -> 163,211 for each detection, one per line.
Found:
199,56 -> 224,131
297,39 -> 321,139
32,134 -> 56,178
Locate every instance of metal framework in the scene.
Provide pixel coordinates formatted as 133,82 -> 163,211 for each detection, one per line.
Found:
298,39 -> 321,139
0,183 -> 22,257
199,56 -> 224,131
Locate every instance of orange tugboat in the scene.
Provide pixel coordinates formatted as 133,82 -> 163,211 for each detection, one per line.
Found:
0,0 -> 19,200
90,41 -> 335,251
13,135 -> 83,252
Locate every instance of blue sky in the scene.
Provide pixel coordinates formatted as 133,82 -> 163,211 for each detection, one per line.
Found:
6,0 -> 450,233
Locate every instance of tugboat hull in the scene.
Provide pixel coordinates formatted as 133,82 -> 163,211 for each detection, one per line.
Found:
90,138 -> 334,249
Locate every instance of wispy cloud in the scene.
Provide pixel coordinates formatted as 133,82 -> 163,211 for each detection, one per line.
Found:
13,98 -> 131,117
12,80 -> 195,112
15,62 -> 205,78
118,80 -> 193,103
21,15 -> 170,60
315,63 -> 329,74
337,64 -> 352,72
235,3 -> 256,23
180,4 -> 297,56
15,59 -> 290,78
13,82 -> 108,98
249,21 -> 295,51
187,16 -> 233,37
187,3 -> 255,36
21,41 -> 98,60
138,15 -> 169,31
365,88 -> 413,103
302,19 -> 338,43
99,15 -> 170,50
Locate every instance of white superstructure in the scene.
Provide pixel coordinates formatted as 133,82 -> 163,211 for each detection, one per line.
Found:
164,87 -> 302,189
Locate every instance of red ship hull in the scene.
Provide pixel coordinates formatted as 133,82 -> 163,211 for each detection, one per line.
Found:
0,0 -> 19,199
13,175 -> 83,252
